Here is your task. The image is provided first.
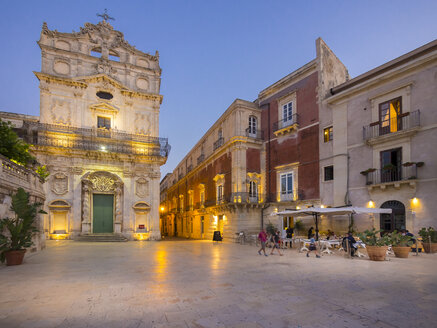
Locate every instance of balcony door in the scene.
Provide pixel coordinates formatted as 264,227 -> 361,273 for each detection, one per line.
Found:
380,148 -> 402,183
379,97 -> 402,136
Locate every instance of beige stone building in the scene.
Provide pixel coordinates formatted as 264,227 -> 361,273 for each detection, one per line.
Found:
320,39 -> 437,234
2,20 -> 169,240
161,99 -> 263,241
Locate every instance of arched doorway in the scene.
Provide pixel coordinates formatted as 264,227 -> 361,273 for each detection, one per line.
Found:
380,200 -> 405,232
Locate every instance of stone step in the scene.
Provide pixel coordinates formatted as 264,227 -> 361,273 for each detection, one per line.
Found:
76,234 -> 128,242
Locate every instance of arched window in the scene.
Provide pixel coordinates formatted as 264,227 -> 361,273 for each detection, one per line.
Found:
380,200 -> 405,232
248,116 -> 257,136
249,181 -> 258,198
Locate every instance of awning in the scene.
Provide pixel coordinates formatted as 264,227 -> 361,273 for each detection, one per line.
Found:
271,206 -> 392,240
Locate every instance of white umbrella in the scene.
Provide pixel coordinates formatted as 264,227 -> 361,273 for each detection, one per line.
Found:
272,206 -> 392,240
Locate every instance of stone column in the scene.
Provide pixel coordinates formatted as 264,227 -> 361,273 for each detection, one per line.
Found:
81,182 -> 91,234
114,184 -> 123,233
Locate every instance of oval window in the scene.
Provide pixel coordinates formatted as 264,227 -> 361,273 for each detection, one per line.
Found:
96,91 -> 113,100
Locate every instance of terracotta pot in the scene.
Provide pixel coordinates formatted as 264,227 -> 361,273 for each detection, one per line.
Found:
422,242 -> 437,254
4,249 -> 26,266
392,246 -> 410,258
366,245 -> 388,261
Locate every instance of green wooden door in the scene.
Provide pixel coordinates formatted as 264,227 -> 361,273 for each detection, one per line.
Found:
93,194 -> 114,233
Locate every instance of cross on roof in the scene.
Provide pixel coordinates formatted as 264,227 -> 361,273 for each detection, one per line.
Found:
97,9 -> 115,22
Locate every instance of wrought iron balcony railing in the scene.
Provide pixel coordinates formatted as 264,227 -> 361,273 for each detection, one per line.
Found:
245,128 -> 264,140
267,190 -> 304,202
363,166 -> 418,185
229,192 -> 265,204
363,110 -> 420,140
213,137 -> 224,151
22,122 -> 170,158
273,114 -> 299,132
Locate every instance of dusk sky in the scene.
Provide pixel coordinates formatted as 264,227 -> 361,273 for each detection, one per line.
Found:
1,0 -> 436,176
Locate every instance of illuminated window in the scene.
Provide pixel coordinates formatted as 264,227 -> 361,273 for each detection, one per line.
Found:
324,126 -> 333,142
200,190 -> 205,204
249,181 -> 258,198
97,116 -> 111,129
324,166 -> 334,181
379,97 -> 402,135
280,172 -> 293,201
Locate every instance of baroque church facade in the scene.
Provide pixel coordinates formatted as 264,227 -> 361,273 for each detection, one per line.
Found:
2,20 -> 169,241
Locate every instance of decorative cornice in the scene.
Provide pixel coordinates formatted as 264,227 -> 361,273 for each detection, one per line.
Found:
121,90 -> 163,103
34,72 -> 88,88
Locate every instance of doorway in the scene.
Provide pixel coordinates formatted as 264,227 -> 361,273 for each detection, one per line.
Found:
93,194 -> 114,233
380,200 -> 405,232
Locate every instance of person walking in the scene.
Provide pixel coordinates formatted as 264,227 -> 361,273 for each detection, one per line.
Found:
306,233 -> 320,258
258,228 -> 268,256
270,230 -> 283,256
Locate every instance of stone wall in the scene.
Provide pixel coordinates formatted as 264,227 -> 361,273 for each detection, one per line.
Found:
0,155 -> 46,252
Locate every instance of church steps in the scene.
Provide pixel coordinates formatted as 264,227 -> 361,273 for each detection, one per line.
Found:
76,234 -> 129,242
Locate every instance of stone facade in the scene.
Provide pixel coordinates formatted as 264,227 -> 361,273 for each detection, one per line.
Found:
1,20 -> 169,241
322,40 -> 437,234
0,154 -> 46,251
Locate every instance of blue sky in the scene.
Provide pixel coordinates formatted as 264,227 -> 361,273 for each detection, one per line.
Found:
0,0 -> 436,175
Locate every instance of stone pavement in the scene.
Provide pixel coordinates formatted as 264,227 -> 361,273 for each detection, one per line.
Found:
0,240 -> 436,328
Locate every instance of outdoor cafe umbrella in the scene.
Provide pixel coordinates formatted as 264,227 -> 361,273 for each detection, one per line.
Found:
272,206 -> 392,240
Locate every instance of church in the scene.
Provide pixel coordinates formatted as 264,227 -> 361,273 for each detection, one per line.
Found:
1,19 -> 169,241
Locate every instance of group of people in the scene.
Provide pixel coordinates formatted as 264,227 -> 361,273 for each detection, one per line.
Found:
257,228 -> 283,256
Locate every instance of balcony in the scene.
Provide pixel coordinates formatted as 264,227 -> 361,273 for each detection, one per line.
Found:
229,192 -> 265,204
268,190 -> 304,203
273,114 -> 299,136
364,166 -> 419,189
185,205 -> 194,212
245,128 -> 264,140
197,154 -> 205,165
213,137 -> 224,151
195,201 -> 205,209
187,164 -> 193,173
22,122 -> 170,158
363,110 -> 420,145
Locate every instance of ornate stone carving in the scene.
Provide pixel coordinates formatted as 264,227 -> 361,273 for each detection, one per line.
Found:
135,177 -> 149,198
90,175 -> 116,192
134,113 -> 150,135
95,58 -> 117,75
51,173 -> 68,195
50,99 -> 71,125
82,183 -> 90,223
115,185 -> 122,223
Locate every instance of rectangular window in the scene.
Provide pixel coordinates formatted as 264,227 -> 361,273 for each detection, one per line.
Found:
249,181 -> 258,197
97,116 -> 111,129
324,166 -> 334,181
200,190 -> 205,204
282,102 -> 293,122
217,185 -> 224,202
280,172 -> 293,201
380,148 -> 402,182
323,127 -> 333,142
379,97 -> 402,135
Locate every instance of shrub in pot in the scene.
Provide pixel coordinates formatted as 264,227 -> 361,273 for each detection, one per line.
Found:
389,231 -> 413,258
358,228 -> 391,261
0,188 -> 46,266
418,227 -> 437,253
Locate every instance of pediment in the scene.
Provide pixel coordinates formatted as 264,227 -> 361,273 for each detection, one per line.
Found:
75,74 -> 127,91
90,102 -> 120,113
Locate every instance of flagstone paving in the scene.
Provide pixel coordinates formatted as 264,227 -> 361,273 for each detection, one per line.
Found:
0,240 -> 436,328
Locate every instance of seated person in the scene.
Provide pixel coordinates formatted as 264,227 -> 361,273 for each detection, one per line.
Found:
342,232 -> 357,256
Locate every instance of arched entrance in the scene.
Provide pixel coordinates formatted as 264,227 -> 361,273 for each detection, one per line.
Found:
380,200 -> 405,232
81,171 -> 123,234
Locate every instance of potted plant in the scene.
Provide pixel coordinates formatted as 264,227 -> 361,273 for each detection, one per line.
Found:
360,168 -> 376,175
293,219 -> 304,236
389,230 -> 413,258
358,228 -> 391,261
382,163 -> 395,171
418,227 -> 437,253
0,188 -> 46,266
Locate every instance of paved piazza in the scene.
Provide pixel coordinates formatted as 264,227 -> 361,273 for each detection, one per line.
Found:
0,240 -> 436,328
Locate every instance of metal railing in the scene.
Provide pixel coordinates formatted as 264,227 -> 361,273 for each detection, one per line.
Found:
245,128 -> 264,140
272,114 -> 299,132
229,192 -> 265,204
267,190 -> 304,202
213,137 -> 224,151
22,122 -> 170,158
187,164 -> 193,173
363,110 -> 420,140
364,166 -> 418,185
